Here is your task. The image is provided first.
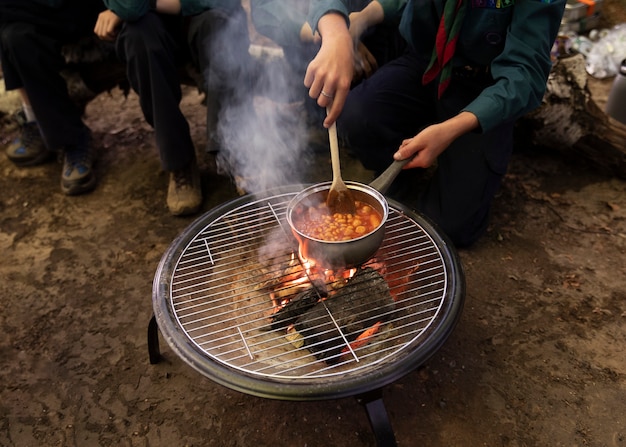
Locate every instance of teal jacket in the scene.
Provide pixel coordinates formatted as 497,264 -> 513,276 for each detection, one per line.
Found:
252,0 -> 406,48
308,0 -> 566,133
309,0 -> 406,27
103,0 -> 240,21
250,0 -> 310,48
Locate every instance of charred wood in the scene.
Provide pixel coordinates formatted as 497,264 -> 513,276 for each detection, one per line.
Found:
516,53 -> 626,179
269,287 -> 321,331
295,267 -> 395,364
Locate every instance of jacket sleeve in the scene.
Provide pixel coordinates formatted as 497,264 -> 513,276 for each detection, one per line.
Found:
250,0 -> 307,47
307,0 -> 406,33
307,0 -> 350,34
376,0 -> 407,23
462,0 -> 566,133
103,0 -> 150,21
181,0 -> 244,16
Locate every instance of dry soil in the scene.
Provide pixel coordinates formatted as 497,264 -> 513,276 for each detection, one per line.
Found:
1,4 -> 626,447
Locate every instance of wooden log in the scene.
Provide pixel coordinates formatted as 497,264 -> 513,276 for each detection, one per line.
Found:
516,53 -> 626,179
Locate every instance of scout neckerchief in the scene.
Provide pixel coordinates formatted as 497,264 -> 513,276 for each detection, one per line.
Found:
422,0 -> 468,98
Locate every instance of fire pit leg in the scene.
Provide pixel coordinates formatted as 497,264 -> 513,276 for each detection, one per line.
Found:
148,314 -> 162,364
356,389 -> 398,447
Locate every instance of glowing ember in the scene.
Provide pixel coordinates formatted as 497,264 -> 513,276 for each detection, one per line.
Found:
263,260 -> 395,364
341,321 -> 382,356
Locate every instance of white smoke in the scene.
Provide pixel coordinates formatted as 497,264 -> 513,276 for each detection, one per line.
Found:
203,14 -> 313,194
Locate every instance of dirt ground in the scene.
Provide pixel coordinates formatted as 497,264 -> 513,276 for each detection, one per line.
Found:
2,5 -> 626,447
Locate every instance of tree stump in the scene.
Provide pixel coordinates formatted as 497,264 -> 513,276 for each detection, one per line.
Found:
516,53 -> 626,179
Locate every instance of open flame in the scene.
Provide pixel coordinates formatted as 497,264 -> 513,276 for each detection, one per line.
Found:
265,252 -> 385,360
269,252 -> 357,314
299,249 -> 358,284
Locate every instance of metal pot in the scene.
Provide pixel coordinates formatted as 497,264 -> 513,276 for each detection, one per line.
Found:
286,157 -> 411,268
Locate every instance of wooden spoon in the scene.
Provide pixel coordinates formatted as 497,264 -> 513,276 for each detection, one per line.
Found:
325,109 -> 357,215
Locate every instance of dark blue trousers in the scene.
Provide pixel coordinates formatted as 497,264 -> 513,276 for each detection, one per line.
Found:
115,7 -> 251,172
0,1 -> 103,150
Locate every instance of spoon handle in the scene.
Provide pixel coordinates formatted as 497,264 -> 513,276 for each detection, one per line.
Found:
329,124 -> 342,183
327,108 -> 342,185
369,158 -> 412,194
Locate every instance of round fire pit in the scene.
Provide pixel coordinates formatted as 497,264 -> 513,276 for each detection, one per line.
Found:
150,185 -> 465,401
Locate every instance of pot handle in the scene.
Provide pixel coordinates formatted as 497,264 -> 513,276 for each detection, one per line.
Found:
368,157 -> 412,194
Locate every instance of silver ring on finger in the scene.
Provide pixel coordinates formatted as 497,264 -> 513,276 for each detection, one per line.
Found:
320,90 -> 334,99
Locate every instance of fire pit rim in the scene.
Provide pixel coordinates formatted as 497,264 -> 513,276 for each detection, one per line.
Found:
151,186 -> 465,401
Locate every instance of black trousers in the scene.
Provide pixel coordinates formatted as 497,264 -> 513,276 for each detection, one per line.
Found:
0,3 -> 101,150
114,7 -> 251,172
338,49 -> 514,247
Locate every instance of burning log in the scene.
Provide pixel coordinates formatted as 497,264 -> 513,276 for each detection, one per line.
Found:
294,267 -> 395,364
254,257 -> 308,295
269,282 -> 325,331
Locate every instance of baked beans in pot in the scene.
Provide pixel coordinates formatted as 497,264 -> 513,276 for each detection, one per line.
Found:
286,182 -> 389,269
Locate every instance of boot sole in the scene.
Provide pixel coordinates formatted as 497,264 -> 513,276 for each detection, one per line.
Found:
61,174 -> 97,196
168,200 -> 202,216
7,150 -> 55,167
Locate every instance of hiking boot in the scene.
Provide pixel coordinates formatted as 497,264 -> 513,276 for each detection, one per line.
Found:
5,121 -> 53,166
167,159 -> 202,216
60,132 -> 97,196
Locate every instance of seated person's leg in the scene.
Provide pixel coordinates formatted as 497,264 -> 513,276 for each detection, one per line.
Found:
116,12 -> 195,170
116,12 -> 201,215
186,5 -> 252,151
340,50 -> 512,247
0,20 -> 96,194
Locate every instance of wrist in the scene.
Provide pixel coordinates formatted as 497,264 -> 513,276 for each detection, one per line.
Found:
318,12 -> 350,39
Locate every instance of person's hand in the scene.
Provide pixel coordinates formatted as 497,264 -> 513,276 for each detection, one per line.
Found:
94,10 -> 122,41
348,11 -> 378,82
304,13 -> 354,127
155,0 -> 182,15
353,41 -> 378,82
393,112 -> 480,169
348,11 -> 369,44
299,22 -> 322,45
394,124 -> 453,169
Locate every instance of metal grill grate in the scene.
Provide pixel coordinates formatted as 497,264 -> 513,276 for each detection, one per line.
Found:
164,190 -> 451,381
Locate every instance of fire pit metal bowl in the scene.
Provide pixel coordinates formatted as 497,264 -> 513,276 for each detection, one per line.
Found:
149,185 -> 465,445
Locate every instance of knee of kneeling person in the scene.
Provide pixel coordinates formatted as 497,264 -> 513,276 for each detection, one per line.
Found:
0,22 -> 36,47
337,94 -> 367,136
437,213 -> 489,248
